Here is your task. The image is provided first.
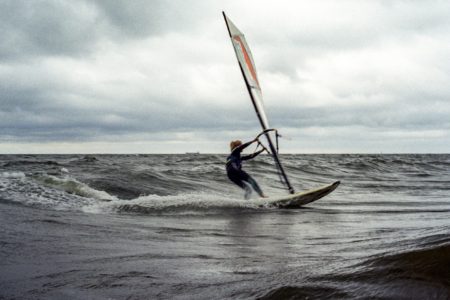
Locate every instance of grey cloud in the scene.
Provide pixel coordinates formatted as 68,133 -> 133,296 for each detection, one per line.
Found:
253,1 -> 450,76
0,74 -> 258,142
0,1 -> 104,60
269,103 -> 450,131
1,1 -> 449,153
0,0 -> 206,61
92,0 -> 203,38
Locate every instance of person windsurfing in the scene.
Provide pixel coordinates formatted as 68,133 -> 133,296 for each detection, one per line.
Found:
226,139 -> 267,199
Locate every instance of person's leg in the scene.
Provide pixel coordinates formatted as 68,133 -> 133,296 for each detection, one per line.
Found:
242,182 -> 252,200
228,171 -> 252,199
228,171 -> 245,188
240,171 -> 266,198
247,177 -> 265,197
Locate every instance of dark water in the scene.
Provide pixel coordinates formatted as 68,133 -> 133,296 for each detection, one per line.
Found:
0,154 -> 449,299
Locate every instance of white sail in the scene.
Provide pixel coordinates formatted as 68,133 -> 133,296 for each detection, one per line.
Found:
223,13 -> 270,130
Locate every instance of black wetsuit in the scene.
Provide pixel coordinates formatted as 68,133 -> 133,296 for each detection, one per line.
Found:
226,141 -> 264,199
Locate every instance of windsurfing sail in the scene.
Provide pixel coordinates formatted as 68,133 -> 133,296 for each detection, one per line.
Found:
223,12 -> 295,194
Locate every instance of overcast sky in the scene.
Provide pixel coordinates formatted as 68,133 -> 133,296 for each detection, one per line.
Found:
1,0 -> 449,153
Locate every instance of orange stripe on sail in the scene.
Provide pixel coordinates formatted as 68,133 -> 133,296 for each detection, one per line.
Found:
233,36 -> 260,88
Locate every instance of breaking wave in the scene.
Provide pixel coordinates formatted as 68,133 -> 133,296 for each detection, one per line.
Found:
0,169 -> 271,214
1,154 -> 449,216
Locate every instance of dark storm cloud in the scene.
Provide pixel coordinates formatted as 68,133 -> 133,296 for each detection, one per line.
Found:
0,0 -> 213,144
0,0 -> 205,61
0,1 -> 102,60
0,77 -> 256,143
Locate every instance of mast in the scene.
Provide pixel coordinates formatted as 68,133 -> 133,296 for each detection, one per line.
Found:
223,12 -> 295,194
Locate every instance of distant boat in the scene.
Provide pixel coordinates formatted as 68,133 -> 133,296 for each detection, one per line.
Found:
185,152 -> 200,155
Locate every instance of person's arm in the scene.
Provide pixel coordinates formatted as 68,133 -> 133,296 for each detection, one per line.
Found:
231,140 -> 256,155
242,148 -> 265,161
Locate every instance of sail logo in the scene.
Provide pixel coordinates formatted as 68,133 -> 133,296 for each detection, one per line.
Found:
233,36 -> 260,89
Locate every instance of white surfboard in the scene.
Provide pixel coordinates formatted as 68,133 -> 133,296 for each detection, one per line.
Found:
260,181 -> 340,208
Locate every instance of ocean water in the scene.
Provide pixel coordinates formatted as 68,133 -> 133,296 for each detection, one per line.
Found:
0,154 -> 449,299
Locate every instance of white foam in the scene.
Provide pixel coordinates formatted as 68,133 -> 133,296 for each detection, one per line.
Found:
0,171 -> 97,211
89,191 -> 273,214
33,174 -> 118,202
1,171 -> 26,178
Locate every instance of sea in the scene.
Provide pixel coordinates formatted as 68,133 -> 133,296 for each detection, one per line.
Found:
0,154 -> 449,299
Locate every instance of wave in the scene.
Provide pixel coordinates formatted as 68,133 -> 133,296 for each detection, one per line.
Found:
0,171 -> 116,211
294,239 -> 450,299
363,243 -> 450,287
0,169 -> 273,214
2,160 -> 60,167
32,174 -> 117,202
312,241 -> 450,299
258,285 -> 348,299
1,154 -> 449,216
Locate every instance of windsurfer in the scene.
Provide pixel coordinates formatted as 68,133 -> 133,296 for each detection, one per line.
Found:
226,139 -> 267,199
